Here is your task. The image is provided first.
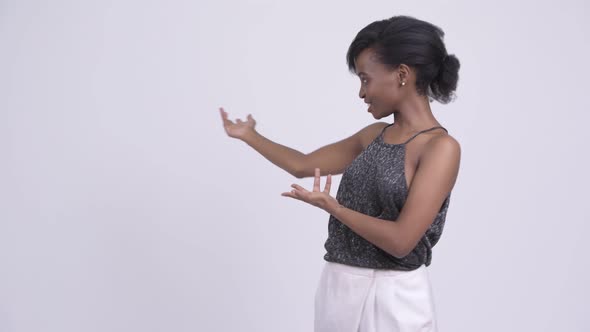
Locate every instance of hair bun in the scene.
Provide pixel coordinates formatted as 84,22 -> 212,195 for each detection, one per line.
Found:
432,54 -> 460,103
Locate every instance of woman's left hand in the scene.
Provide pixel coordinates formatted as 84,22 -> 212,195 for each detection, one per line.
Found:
281,168 -> 341,214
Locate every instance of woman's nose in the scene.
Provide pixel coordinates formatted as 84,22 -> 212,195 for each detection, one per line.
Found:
358,87 -> 365,99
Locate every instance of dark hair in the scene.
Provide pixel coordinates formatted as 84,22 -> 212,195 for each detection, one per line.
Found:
346,16 -> 460,104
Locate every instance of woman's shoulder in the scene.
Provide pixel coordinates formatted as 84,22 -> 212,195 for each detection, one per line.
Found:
427,130 -> 460,148
421,131 -> 461,162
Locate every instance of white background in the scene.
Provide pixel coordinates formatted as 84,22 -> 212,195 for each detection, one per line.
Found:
1,0 -> 589,331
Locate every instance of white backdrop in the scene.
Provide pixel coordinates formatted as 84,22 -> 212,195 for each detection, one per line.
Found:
1,0 -> 589,331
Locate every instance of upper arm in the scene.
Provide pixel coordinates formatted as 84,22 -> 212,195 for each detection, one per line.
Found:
394,135 -> 461,257
296,122 -> 389,178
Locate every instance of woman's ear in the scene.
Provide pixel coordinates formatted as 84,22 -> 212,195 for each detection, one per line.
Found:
397,64 -> 411,84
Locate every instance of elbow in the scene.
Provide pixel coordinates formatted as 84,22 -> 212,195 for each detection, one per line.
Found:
292,167 -> 309,179
388,236 -> 413,259
391,247 -> 411,259
386,245 -> 407,259
292,156 -> 309,179
386,223 -> 421,259
293,170 -> 305,179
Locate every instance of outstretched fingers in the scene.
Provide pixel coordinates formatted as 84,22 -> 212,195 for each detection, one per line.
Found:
313,168 -> 321,191
291,183 -> 308,193
281,190 -> 298,199
219,107 -> 233,127
281,184 -> 306,200
324,174 -> 332,194
313,168 -> 332,194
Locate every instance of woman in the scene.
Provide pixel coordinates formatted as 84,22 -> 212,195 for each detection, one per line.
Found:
220,15 -> 461,332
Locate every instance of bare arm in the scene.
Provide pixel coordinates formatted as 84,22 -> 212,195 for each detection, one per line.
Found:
241,130 -> 307,178
326,135 -> 461,258
220,107 -> 387,178
295,122 -> 388,178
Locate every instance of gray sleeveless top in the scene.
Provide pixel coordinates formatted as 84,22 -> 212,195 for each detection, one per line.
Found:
323,123 -> 451,271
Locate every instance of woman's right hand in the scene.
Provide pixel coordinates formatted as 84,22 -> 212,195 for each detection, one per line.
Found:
219,107 -> 257,140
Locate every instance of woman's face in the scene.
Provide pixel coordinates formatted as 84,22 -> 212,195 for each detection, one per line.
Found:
354,48 -> 406,119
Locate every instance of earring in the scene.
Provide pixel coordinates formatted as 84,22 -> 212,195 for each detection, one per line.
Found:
401,81 -> 406,86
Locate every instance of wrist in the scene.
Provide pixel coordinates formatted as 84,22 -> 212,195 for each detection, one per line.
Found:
326,200 -> 344,216
241,129 -> 259,144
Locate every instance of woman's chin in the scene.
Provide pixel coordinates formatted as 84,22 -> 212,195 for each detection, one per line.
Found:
369,110 -> 381,119
368,107 -> 377,117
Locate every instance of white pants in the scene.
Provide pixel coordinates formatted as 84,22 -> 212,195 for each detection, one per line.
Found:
314,261 -> 438,332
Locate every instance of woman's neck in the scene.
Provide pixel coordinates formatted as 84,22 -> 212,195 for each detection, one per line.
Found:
391,95 -> 440,132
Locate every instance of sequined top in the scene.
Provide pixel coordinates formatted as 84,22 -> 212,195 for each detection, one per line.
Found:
323,124 -> 451,271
